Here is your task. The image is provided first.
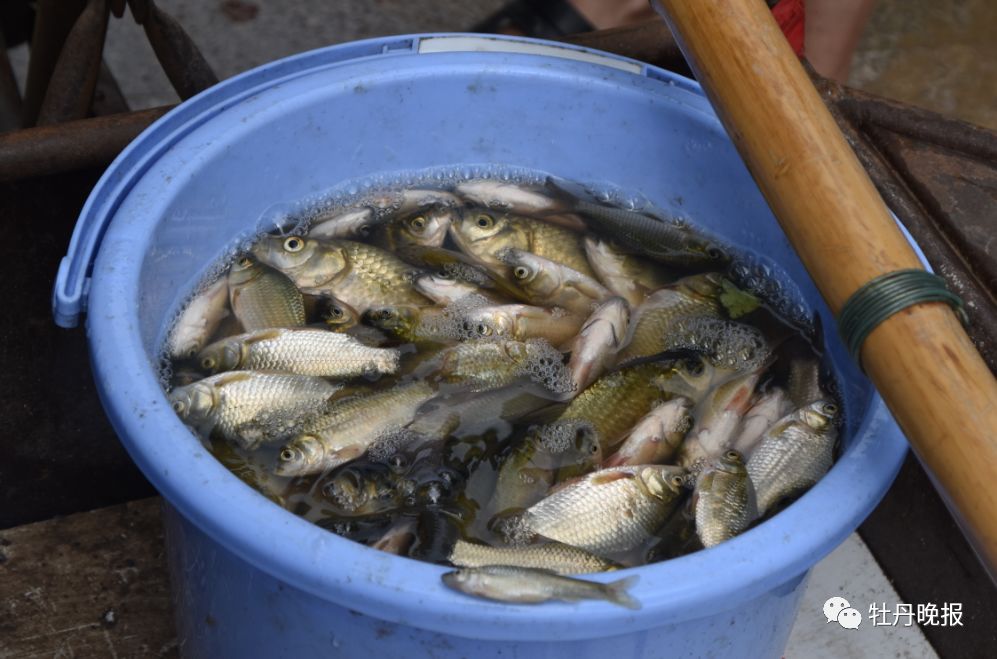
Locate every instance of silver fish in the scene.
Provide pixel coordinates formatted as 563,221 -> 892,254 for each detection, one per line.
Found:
308,207 -> 377,240
449,539 -> 618,575
368,188 -> 462,216
490,420 -> 602,514
788,357 -> 823,407
228,254 -> 306,331
501,248 -> 611,315
694,450 -> 757,547
167,276 -> 230,359
414,273 -> 505,306
275,382 -> 436,476
583,238 -> 674,307
463,304 -> 584,348
566,297 -> 630,392
524,465 -> 686,555
455,179 -> 573,217
441,566 -> 639,609
731,387 -> 792,457
747,400 -> 839,515
197,328 -> 399,378
169,372 -> 339,450
677,366 -> 764,472
604,397 -> 694,467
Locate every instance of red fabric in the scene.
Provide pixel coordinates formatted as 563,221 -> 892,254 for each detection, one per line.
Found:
772,0 -> 806,56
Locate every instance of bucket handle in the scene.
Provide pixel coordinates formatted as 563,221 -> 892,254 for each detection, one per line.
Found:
51,34 -> 646,329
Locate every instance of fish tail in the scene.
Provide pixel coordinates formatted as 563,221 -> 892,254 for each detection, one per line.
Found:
603,575 -> 641,610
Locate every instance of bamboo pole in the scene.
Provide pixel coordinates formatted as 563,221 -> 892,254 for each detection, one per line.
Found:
652,0 -> 997,572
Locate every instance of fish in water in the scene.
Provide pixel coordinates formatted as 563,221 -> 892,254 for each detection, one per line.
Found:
462,303 -> 585,348
448,539 -> 619,575
251,235 -> 427,312
523,464 -> 686,555
500,248 -> 611,316
228,254 -> 306,331
693,450 -> 757,547
441,565 -> 640,609
169,371 -> 339,450
450,207 -> 595,277
566,297 -> 630,392
583,237 -> 675,307
490,420 -> 602,514
275,381 -> 436,477
604,397 -> 694,467
167,276 -> 230,360
747,400 -> 838,515
196,327 -> 399,378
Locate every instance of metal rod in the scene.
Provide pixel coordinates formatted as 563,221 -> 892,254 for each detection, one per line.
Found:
37,0 -> 111,126
20,0 -> 87,127
0,106 -> 172,181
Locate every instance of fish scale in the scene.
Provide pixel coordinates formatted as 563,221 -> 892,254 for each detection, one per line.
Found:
228,259 -> 305,331
449,539 -> 618,574
336,240 -> 428,307
525,219 -> 595,277
619,288 -> 722,361
232,329 -> 398,377
559,362 -> 673,451
170,372 -> 339,450
694,452 -> 756,547
524,465 -> 685,555
746,401 -> 837,515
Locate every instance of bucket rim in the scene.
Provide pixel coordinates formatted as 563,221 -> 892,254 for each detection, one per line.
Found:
78,33 -> 909,641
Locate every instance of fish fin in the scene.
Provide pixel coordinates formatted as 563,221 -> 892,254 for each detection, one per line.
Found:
589,471 -> 634,486
213,372 -> 253,387
603,575 -> 641,610
542,176 -> 584,209
244,329 -> 283,344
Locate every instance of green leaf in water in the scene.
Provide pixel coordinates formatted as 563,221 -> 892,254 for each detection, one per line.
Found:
720,279 -> 761,319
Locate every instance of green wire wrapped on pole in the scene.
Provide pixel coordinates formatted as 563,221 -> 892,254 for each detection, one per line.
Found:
838,269 -> 967,366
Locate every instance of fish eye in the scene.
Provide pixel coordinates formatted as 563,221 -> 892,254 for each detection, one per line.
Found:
707,246 -> 725,260
201,357 -> 215,370
513,266 -> 530,280
477,324 -> 492,336
357,224 -> 372,237
669,475 -> 685,487
171,400 -> 186,414
475,214 -> 493,229
823,402 -> 838,415
279,448 -> 296,462
283,236 -> 305,252
409,216 -> 427,231
330,306 -> 344,318
725,450 -> 740,460
237,256 -> 252,268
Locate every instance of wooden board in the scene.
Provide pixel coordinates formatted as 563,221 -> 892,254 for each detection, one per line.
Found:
0,498 -> 177,658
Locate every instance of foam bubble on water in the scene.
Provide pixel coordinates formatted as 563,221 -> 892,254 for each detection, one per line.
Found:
367,426 -> 418,464
671,317 -> 771,371
493,512 -> 536,547
535,419 -> 595,454
440,262 -> 490,286
521,339 -> 574,394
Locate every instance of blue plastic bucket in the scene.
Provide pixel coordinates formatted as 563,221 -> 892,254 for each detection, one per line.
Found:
54,34 -> 908,658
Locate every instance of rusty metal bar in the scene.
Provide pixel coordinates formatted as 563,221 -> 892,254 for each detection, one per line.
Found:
0,106 -> 172,181
129,0 -> 218,100
0,30 -> 22,133
21,0 -> 88,127
37,0 -> 110,126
